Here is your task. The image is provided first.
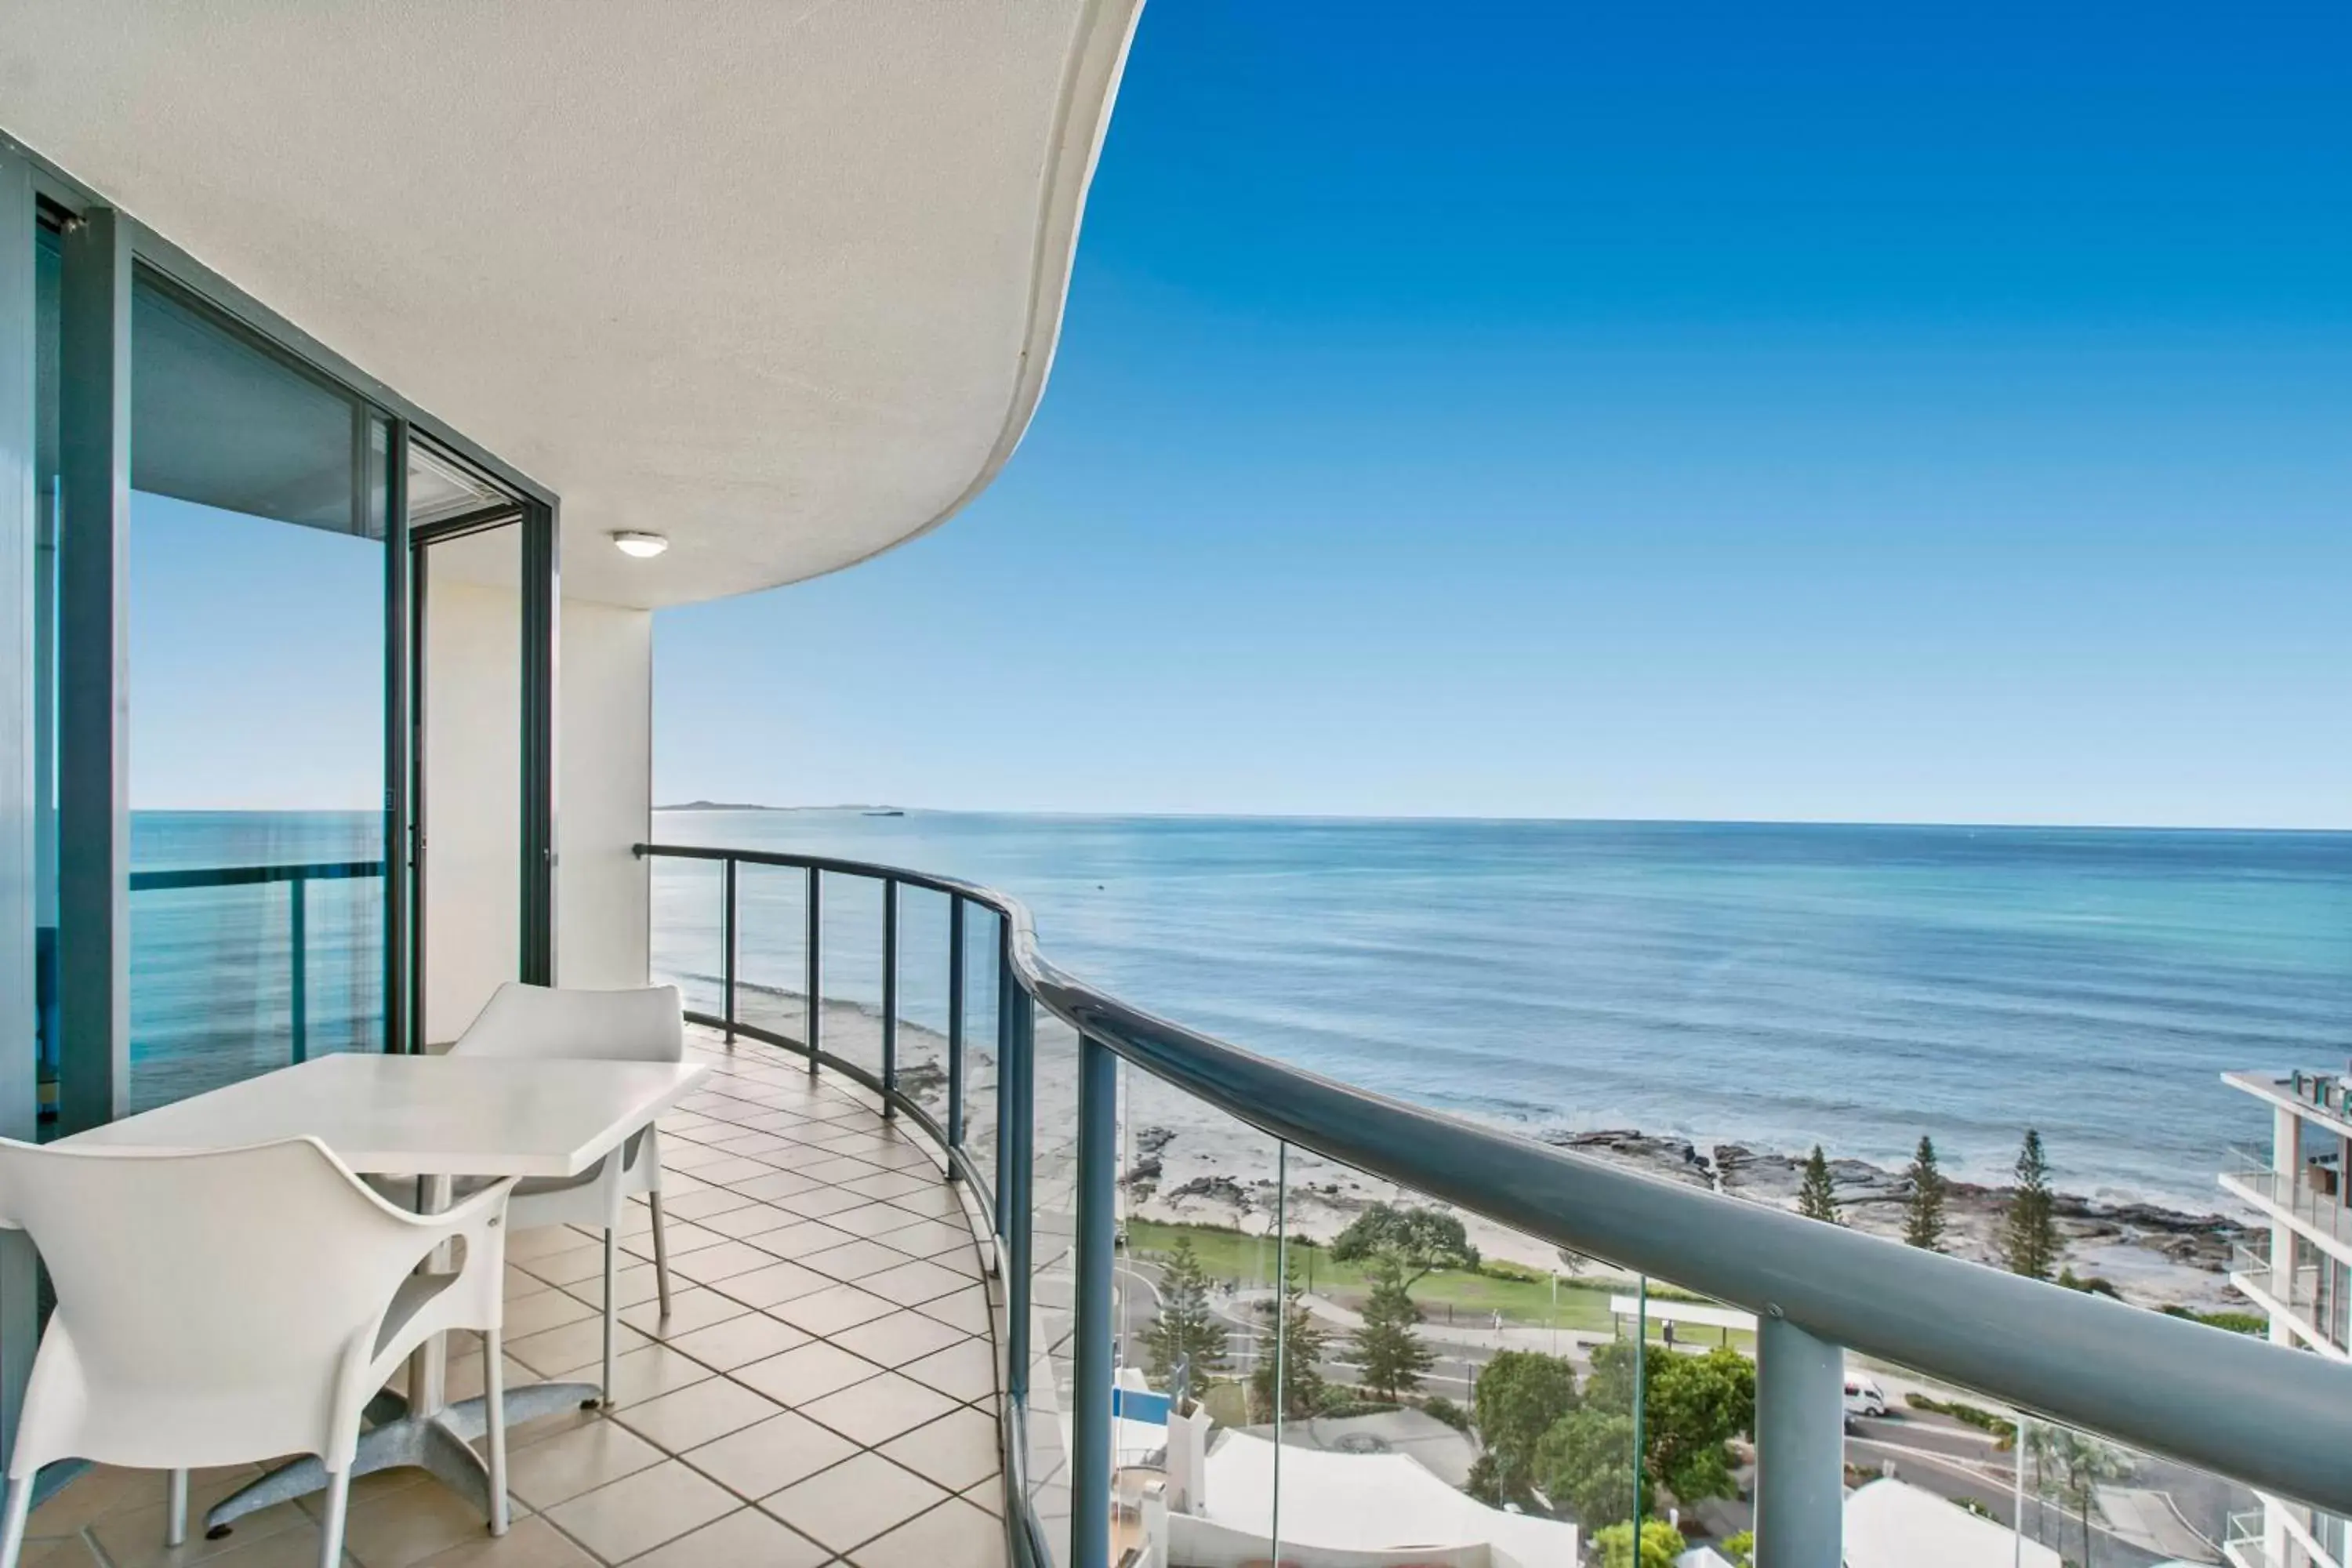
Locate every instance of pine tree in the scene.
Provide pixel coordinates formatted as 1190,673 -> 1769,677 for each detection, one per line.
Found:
1142,1236 -> 1229,1394
2003,1128 -> 2059,1280
1351,1256 -> 1435,1401
1903,1134 -> 1947,1250
1797,1145 -> 1842,1225
1249,1261 -> 1330,1421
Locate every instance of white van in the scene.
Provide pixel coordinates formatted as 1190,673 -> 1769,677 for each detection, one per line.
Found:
1843,1374 -> 1888,1417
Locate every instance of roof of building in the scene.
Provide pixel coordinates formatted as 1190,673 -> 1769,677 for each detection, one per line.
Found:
1199,1429 -> 1579,1564
1844,1479 -> 2061,1568
2,1 -> 1142,608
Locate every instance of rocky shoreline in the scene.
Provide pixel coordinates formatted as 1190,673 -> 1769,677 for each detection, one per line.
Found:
1547,1129 -> 2251,1308
1117,1079 -> 2255,1314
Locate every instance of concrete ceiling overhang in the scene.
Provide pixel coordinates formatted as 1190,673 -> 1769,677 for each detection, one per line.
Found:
1,0 -> 1144,608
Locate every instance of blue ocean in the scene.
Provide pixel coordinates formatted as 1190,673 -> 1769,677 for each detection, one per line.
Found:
649,811 -> 2352,1214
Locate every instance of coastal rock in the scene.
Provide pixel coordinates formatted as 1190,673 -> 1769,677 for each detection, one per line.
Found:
1164,1174 -> 1259,1214
1614,1140 -> 2245,1309
1543,1130 -> 1715,1189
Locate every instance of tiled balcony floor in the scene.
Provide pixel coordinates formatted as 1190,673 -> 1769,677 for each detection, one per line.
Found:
24,1027 -> 1008,1568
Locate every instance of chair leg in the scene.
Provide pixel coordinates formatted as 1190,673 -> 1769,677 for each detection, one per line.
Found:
0,1472 -> 32,1568
166,1468 -> 189,1547
600,1229 -> 617,1406
318,1468 -> 350,1568
648,1189 -> 674,1323
484,1328 -> 510,1535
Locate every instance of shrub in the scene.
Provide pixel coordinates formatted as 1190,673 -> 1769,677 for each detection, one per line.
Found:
1420,1396 -> 1470,1431
2160,1304 -> 2267,1337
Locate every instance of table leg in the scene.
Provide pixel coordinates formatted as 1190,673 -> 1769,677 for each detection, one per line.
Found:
205,1174 -> 601,1537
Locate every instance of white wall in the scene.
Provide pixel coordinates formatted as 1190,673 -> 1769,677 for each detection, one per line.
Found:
421,574 -> 521,1044
556,597 -> 651,992
421,575 -> 650,1044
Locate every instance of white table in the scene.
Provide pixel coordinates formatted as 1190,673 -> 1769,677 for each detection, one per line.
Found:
61,1052 -> 708,1535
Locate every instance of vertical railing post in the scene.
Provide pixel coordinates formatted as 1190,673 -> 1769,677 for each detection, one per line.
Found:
1005,980 -> 1034,1402
1755,1312 -> 1846,1568
946,897 -> 966,1156
996,926 -> 1014,1243
1071,1032 -> 1117,1568
880,877 -> 898,1115
720,856 -> 738,1044
288,874 -> 308,1064
804,866 -> 821,1074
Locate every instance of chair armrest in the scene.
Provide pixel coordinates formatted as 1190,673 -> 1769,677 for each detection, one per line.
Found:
419,1175 -> 521,1245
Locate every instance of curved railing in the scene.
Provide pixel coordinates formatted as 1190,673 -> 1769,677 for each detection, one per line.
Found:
641,841 -> 2352,1568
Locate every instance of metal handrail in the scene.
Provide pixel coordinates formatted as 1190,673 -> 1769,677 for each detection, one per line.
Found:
129,859 -> 384,1063
639,840 -> 2352,1544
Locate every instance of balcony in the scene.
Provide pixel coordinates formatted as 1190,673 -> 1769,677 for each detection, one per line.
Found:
2227,1509 -> 2285,1568
21,1024 -> 1004,1567
13,837 -> 2343,1568
2222,1148 -> 2352,1264
2226,1069 -> 2352,1138
604,841 -> 2350,1568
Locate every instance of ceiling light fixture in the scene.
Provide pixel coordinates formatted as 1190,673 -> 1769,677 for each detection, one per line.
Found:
611,531 -> 670,559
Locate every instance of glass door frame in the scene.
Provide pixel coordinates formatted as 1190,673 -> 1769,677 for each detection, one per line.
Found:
1,135 -> 561,1465
402,475 -> 556,1052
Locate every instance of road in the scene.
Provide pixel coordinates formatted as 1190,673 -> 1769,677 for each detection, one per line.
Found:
1114,1254 -> 2236,1568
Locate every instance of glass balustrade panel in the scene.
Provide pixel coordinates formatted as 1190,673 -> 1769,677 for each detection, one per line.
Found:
892,884 -> 951,1124
1264,1140 -> 1649,1568
813,871 -> 885,1084
731,860 -> 808,1047
647,855 -> 724,1022
1102,1056 -> 1279,1568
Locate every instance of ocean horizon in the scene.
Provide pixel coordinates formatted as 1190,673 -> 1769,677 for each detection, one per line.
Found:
649,808 -> 2352,1217
118,806 -> 2346,1214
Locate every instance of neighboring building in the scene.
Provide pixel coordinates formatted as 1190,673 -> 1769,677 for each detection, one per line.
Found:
2220,1069 -> 2352,1568
1139,1403 -> 1577,1568
1843,1479 -> 2060,1568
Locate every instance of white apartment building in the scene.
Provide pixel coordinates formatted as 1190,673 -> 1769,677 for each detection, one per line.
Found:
2220,1069 -> 2352,1568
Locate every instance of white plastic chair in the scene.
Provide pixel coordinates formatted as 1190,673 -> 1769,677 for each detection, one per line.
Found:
452,982 -> 684,1400
0,1136 -> 516,1568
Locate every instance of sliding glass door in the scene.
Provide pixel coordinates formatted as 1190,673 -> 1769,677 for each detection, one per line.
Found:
120,272 -> 392,1111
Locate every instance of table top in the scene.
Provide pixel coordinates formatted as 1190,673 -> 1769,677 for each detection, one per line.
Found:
58,1053 -> 710,1177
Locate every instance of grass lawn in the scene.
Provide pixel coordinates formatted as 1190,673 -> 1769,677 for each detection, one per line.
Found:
1125,1218 -> 1751,1348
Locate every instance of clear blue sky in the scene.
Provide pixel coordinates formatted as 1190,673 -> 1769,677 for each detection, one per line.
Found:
652,2 -> 2352,827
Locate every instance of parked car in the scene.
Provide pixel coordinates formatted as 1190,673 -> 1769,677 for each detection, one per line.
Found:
1843,1374 -> 1889,1417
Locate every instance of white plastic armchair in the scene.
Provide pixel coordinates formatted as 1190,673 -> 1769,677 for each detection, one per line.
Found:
452,982 -> 684,1401
0,1137 -> 516,1568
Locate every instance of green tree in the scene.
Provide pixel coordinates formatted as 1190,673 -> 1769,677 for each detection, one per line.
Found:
1903,1134 -> 1948,1250
1591,1519 -> 1686,1568
1643,1347 -> 1755,1503
1534,1405 -> 1638,1525
1570,1341 -> 1753,1507
1797,1145 -> 1842,1224
1329,1202 -> 1480,1287
1719,1529 -> 1755,1567
1248,1263 -> 1329,1421
2027,1423 -> 2132,1567
1468,1349 -> 1581,1501
1350,1256 -> 1434,1401
1581,1339 -> 1639,1414
2004,1128 -> 2060,1280
1142,1236 -> 1229,1392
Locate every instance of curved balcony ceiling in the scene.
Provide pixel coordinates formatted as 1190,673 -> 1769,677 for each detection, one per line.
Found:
0,1 -> 1144,608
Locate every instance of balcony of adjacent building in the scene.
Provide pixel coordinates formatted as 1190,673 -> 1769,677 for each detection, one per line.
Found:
2227,1241 -> 2352,1361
